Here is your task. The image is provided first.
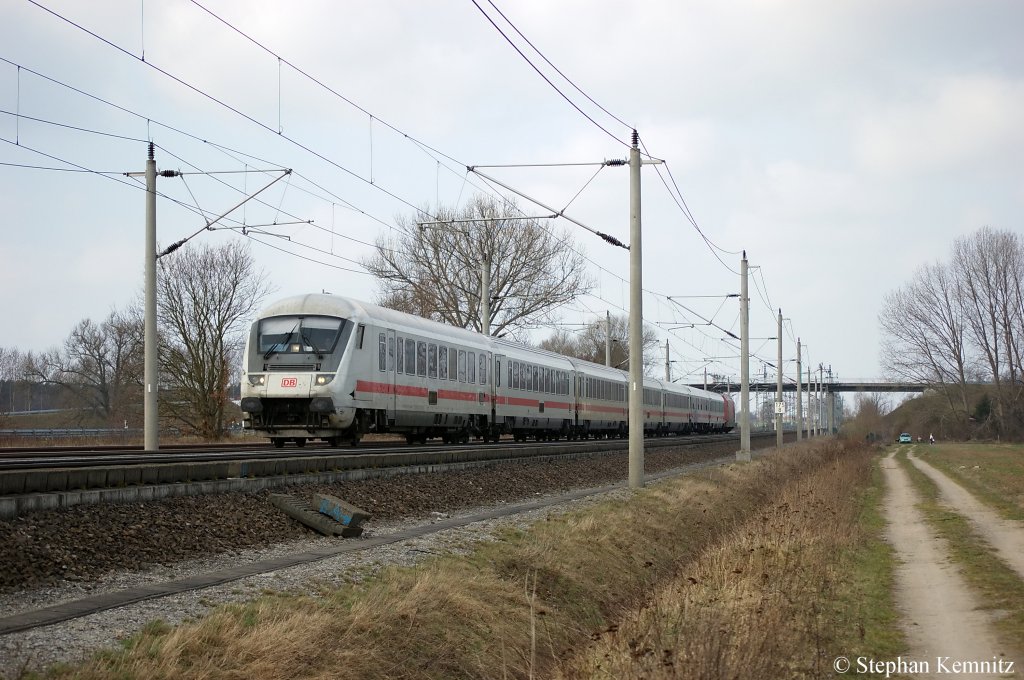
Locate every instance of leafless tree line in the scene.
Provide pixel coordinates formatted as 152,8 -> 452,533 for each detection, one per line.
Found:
879,226 -> 1024,438
538,314 -> 661,374
1,241 -> 269,439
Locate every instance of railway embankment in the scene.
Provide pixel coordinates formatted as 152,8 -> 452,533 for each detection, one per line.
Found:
0,437 -> 880,678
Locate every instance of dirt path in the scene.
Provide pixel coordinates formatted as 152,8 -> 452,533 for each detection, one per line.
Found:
881,449 -> 1019,676
909,450 -> 1024,581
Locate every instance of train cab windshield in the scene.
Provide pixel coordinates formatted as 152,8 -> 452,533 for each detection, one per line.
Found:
259,315 -> 347,356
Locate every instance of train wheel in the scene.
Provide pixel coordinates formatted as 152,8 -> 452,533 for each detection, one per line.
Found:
350,435 -> 361,447
326,437 -> 339,447
272,438 -> 284,449
294,437 -> 306,448
459,430 -> 470,444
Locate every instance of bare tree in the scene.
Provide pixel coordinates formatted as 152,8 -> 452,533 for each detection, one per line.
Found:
0,347 -> 23,423
879,261 -> 974,424
24,311 -> 143,425
363,194 -> 592,340
880,226 -> 1024,438
950,227 -> 1024,434
538,314 -> 660,374
156,241 -> 271,439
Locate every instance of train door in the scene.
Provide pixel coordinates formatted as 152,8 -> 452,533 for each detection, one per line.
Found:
490,353 -> 501,438
386,328 -> 397,424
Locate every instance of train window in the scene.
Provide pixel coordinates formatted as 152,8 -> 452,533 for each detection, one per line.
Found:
405,338 -> 417,375
428,343 -> 437,379
378,334 -> 386,372
449,346 -> 458,381
387,336 -> 394,372
479,354 -> 488,385
458,350 -> 467,383
532,366 -> 539,392
258,315 -> 346,355
467,351 -> 476,383
544,368 -> 551,394
495,358 -> 500,387
507,361 -> 512,389
439,346 -> 448,380
356,324 -> 365,350
396,338 -> 404,373
417,341 -> 427,377
513,361 -> 520,389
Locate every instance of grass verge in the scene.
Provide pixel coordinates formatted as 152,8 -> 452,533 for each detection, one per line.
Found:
554,445 -> 902,678
914,442 -> 1024,521
25,440 -> 884,680
896,450 -> 1024,650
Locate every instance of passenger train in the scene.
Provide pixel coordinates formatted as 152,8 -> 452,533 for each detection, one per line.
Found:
240,294 -> 736,448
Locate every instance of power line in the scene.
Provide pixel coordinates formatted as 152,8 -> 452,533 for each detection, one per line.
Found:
468,0 -> 629,147
480,0 -> 633,131
20,7 -> 736,337
18,4 -> 778,374
0,57 -> 404,256
25,0 -> 456,229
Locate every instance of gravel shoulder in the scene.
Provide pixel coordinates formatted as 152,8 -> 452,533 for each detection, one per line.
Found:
0,490 -> 630,676
0,444 -> 735,676
880,449 -> 1018,673
908,449 -> 1024,581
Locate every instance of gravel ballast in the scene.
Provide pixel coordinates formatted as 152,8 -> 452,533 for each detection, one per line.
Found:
0,442 -> 745,675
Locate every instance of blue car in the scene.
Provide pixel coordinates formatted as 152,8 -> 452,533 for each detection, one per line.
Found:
899,433 -> 912,443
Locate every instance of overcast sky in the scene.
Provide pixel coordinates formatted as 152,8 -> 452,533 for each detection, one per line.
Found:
2,0 -> 1022,389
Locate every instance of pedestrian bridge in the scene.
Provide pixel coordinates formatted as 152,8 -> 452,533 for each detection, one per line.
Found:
690,381 -> 930,394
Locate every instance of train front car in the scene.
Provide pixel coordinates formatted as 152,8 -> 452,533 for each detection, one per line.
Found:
240,295 -> 361,448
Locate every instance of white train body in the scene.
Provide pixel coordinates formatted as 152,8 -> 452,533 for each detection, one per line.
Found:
240,294 -> 735,447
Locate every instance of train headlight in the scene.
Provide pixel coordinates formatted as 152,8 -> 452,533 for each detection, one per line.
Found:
247,374 -> 266,386
315,374 -> 335,386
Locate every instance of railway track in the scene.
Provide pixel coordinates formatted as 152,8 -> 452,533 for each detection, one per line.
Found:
0,433 -> 747,519
0,433 -> 739,471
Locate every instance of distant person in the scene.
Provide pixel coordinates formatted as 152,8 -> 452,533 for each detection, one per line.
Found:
929,433 -> 935,445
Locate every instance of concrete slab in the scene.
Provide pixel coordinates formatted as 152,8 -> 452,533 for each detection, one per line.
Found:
45,470 -> 69,492
269,493 -> 363,537
0,473 -> 25,495
313,493 -> 371,527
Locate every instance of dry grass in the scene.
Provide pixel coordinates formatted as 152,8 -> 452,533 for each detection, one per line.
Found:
555,445 -> 886,679
36,440 -> 879,680
917,442 -> 1024,520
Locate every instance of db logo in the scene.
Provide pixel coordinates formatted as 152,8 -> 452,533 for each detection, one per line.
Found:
281,377 -> 298,388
